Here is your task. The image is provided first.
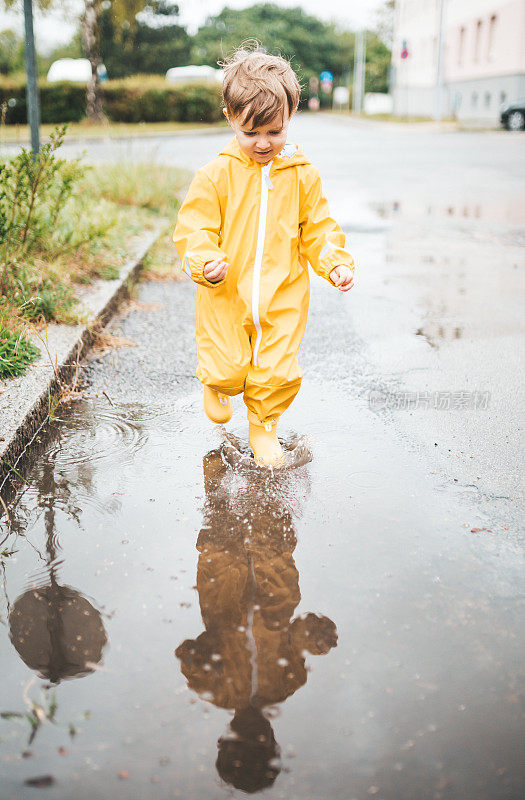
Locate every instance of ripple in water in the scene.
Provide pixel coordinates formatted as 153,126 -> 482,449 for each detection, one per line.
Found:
49,403 -> 150,469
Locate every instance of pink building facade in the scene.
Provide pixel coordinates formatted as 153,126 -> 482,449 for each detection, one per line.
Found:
392,0 -> 525,122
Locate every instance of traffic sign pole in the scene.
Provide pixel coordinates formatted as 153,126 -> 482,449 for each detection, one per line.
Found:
23,0 -> 40,157
353,30 -> 366,114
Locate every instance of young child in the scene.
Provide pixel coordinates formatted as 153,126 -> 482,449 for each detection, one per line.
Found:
173,47 -> 354,467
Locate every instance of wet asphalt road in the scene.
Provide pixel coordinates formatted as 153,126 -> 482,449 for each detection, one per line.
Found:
0,115 -> 523,799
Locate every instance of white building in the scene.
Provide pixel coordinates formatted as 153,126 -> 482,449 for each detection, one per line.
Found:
391,0 -> 525,122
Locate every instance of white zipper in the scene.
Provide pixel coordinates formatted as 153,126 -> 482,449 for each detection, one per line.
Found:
251,161 -> 273,366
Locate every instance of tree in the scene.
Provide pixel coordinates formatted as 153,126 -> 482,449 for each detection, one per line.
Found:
190,3 -> 352,86
190,3 -> 392,96
99,0 -> 190,78
0,29 -> 25,74
81,0 -> 104,120
375,0 -> 395,49
82,1 -> 164,120
365,32 -> 391,94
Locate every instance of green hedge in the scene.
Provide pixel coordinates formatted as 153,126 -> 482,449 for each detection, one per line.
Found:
0,77 -> 223,124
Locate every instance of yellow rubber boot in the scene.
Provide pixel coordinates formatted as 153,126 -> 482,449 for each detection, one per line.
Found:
203,385 -> 232,424
249,419 -> 285,467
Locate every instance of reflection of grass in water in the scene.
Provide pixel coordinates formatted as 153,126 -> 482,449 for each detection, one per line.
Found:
1,683 -> 91,746
1,686 -> 57,745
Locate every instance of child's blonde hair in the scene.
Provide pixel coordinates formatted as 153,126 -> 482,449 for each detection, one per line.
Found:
221,43 -> 301,129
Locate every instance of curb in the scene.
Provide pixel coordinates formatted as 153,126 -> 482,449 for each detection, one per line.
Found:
0,221 -> 167,492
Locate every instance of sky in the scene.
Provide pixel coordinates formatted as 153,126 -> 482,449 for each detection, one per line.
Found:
0,0 -> 385,53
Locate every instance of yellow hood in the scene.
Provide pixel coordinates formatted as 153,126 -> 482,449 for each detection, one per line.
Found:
218,136 -> 310,171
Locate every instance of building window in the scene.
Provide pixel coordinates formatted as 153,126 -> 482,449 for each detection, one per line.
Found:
472,92 -> 478,108
474,19 -> 482,62
500,91 -> 507,105
485,92 -> 491,107
458,26 -> 466,66
488,15 -> 497,60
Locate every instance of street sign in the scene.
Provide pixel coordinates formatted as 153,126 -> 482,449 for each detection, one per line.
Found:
320,70 -> 334,83
401,39 -> 409,59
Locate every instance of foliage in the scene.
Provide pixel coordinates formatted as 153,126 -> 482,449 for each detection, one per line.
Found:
375,0 -> 395,49
1,1 -> 392,97
0,125 -> 83,296
17,275 -> 76,323
191,3 -> 348,87
191,4 -> 390,95
140,227 -> 186,282
101,77 -> 222,122
0,321 -> 40,378
0,29 -> 25,75
365,32 -> 392,94
0,79 -> 87,123
0,123 -> 185,381
1,0 -> 54,8
100,0 -> 191,78
90,160 -> 187,217
0,76 -> 222,124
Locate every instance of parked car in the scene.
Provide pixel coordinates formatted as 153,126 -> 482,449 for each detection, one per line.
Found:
500,99 -> 525,131
47,58 -> 107,83
165,65 -> 222,84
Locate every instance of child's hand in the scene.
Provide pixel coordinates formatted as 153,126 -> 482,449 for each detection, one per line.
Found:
203,258 -> 228,283
330,265 -> 354,292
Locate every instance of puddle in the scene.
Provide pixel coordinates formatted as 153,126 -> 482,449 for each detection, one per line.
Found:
372,198 -> 525,226
0,393 -> 523,799
415,324 -> 464,347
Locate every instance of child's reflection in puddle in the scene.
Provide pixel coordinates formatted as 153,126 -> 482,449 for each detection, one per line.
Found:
176,448 -> 337,793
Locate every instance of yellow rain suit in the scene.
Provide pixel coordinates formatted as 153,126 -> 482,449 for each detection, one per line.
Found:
173,137 -> 355,424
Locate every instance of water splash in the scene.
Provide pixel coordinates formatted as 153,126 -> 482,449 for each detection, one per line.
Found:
220,431 -> 312,473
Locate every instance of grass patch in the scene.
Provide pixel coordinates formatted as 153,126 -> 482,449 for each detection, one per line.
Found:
90,161 -> 188,218
0,323 -> 40,378
0,119 -> 228,143
141,229 -> 188,282
17,273 -> 77,324
0,125 -> 188,379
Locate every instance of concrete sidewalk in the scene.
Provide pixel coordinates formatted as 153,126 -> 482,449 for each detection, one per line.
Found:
0,223 -> 166,492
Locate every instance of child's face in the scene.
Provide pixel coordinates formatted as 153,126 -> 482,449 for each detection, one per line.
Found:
225,108 -> 292,164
